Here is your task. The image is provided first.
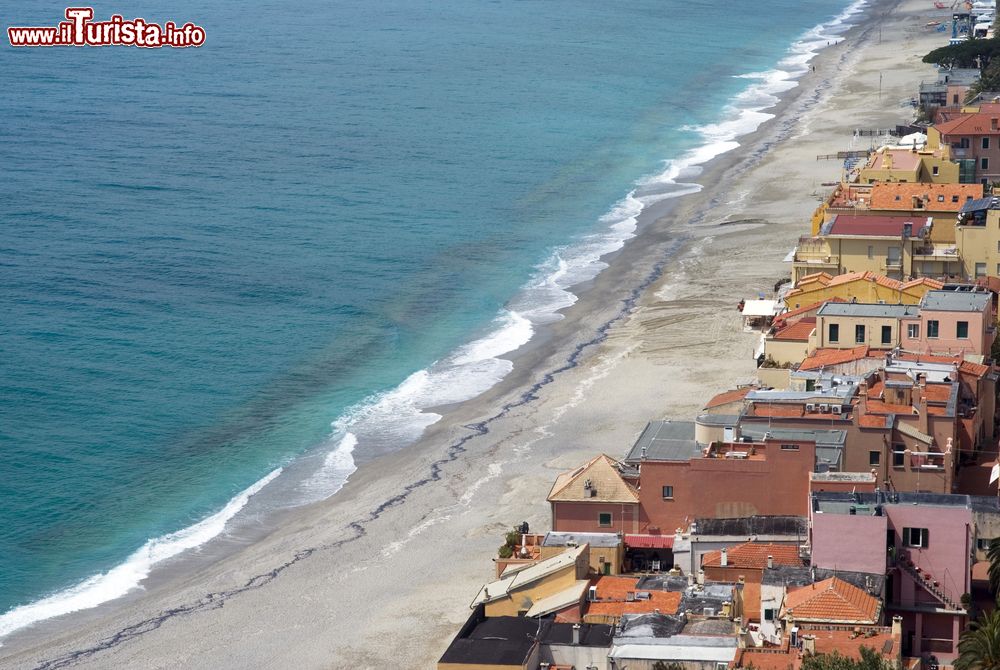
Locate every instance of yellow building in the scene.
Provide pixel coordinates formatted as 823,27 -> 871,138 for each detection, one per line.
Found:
812,182 -> 982,244
539,532 -> 623,576
784,272 -> 943,310
955,199 -> 1000,279
472,543 -> 590,617
790,214 -> 932,282
855,145 -> 959,184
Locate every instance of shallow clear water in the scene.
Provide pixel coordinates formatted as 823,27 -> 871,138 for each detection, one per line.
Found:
0,0 -> 857,633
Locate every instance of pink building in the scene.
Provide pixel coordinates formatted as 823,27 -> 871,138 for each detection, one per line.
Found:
900,289 -> 995,357
810,491 -> 972,662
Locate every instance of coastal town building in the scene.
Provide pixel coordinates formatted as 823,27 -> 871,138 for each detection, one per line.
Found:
954,196 -> 1000,279
809,491 -> 977,661
790,214 -> 932,282
855,145 -> 958,185
918,67 -> 981,114
813,182 -> 981,244
472,543 -> 591,617
546,454 -> 641,535
927,109 -> 1000,184
783,272 -> 942,310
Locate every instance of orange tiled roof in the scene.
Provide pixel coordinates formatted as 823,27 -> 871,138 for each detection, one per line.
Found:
798,346 -> 873,372
731,649 -> 796,670
923,384 -> 954,403
775,298 -> 845,324
935,111 -> 1000,136
782,577 -> 881,624
960,359 -> 991,377
772,318 -> 816,341
702,542 -> 801,570
585,575 -> 681,617
859,414 -> 889,428
751,404 -> 805,418
705,387 -> 752,409
866,399 -> 915,415
812,629 -> 896,660
786,272 -> 942,299
869,182 -> 982,212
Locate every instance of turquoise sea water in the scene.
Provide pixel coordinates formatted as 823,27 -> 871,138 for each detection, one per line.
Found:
0,0 -> 862,637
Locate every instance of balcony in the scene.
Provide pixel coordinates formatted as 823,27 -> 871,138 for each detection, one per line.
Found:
914,246 -> 959,259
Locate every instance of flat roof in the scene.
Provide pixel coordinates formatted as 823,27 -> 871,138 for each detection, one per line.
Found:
921,289 -> 992,312
816,302 -> 920,318
763,566 -> 884,594
438,616 -> 540,665
624,421 -> 700,463
738,426 -> 847,447
541,622 -> 614,647
812,490 -> 1000,513
690,516 -> 807,537
543,531 -> 620,548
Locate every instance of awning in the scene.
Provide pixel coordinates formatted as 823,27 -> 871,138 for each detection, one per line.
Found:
741,299 -> 780,318
625,534 -> 674,549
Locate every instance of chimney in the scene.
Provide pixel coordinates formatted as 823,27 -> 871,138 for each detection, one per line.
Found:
572,623 -> 581,645
721,548 -> 728,567
767,555 -> 774,569
892,615 -> 903,638
698,569 -> 705,585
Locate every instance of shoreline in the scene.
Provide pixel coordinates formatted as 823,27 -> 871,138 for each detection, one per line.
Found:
0,0 -> 947,666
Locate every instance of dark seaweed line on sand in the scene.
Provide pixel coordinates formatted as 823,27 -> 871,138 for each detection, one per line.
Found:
31,236 -> 688,670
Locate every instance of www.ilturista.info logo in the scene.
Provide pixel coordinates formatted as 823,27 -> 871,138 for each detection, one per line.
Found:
7,8 -> 205,48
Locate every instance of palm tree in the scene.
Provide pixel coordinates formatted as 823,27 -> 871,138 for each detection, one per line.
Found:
988,538 -> 1000,596
955,608 -> 1000,670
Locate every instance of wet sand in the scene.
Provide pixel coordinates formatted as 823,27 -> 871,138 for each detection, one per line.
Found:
0,0 -> 951,667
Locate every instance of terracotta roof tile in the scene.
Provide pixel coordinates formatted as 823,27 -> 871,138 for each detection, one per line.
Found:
705,387 -> 752,409
798,346 -> 873,371
869,182 -> 982,212
775,298 -> 845,322
935,111 -> 1000,136
585,576 -> 681,618
923,384 -> 953,403
859,414 -> 889,428
731,649 -> 796,670
828,215 -> 930,237
702,542 -> 801,570
772,318 -> 816,342
782,577 -> 881,624
812,629 -> 897,660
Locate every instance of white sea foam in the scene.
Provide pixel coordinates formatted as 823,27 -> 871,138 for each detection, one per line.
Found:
0,468 -> 282,644
297,0 -> 875,507
0,0 -> 875,643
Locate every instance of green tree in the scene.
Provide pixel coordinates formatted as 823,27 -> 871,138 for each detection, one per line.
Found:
955,607 -> 1000,670
801,647 -> 891,670
988,537 -> 1000,596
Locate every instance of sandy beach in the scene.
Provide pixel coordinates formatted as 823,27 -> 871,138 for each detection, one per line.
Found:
0,0 -> 953,668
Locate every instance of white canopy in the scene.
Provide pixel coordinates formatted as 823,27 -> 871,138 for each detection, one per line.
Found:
895,132 -> 927,149
741,299 -> 780,318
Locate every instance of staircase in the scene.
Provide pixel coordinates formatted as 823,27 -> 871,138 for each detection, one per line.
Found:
898,559 -> 960,610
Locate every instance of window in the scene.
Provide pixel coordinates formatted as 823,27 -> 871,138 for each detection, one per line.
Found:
894,194 -> 901,201
855,324 -> 866,343
904,527 -> 929,548
828,323 -> 839,343
937,194 -> 945,202
982,157 -> 990,170
867,245 -> 874,259
976,262 -> 987,278
961,138 -> 971,149
881,325 -> 892,345
978,538 -> 996,551
662,485 -> 674,500
781,444 -> 800,451
887,246 -> 901,266
598,512 -> 612,527
928,320 -> 939,338
764,608 -> 776,622
997,240 -> 1000,252
870,450 -> 881,466
907,323 -> 920,338
953,195 -> 960,203
934,166 -> 942,177
893,447 -> 906,467
984,137 -> 992,150
958,321 -> 969,338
